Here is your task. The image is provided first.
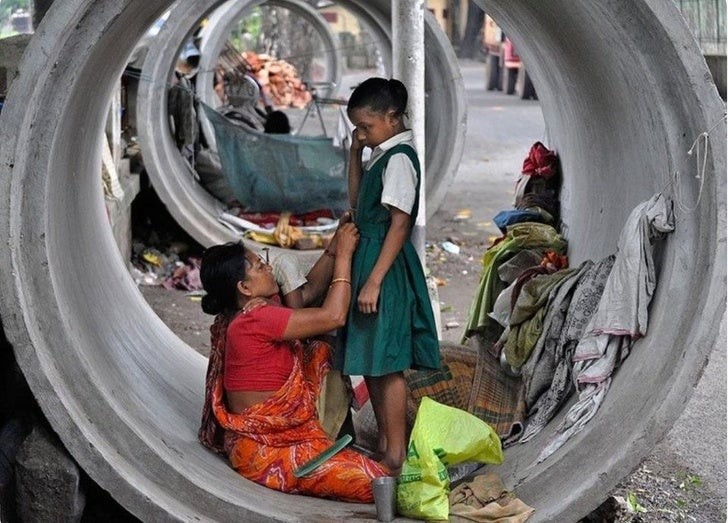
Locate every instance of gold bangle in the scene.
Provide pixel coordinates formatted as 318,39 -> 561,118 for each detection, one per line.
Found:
329,278 -> 351,286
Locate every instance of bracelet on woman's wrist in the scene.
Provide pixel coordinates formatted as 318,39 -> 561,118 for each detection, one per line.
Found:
329,278 -> 351,287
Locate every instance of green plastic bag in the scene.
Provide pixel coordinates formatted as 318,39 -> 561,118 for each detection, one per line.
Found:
397,397 -> 504,521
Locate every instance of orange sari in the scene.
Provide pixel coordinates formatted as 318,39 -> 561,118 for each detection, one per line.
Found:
199,315 -> 387,502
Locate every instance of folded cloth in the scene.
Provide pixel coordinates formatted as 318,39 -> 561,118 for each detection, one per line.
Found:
519,255 -> 614,443
537,194 -> 674,462
493,209 -> 548,233
449,472 -> 535,522
463,223 -> 567,342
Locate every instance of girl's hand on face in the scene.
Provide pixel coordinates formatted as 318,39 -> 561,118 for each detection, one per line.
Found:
350,128 -> 366,154
334,223 -> 359,256
242,297 -> 268,314
357,279 -> 380,314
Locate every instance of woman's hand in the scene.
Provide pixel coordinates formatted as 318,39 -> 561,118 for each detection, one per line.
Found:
325,211 -> 353,254
357,279 -> 381,314
334,222 -> 359,257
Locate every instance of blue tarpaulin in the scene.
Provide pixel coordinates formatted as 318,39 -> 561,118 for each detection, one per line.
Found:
201,103 -> 348,214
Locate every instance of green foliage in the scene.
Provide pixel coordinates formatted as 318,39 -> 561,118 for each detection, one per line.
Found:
229,8 -> 263,52
1,0 -> 31,20
626,492 -> 647,514
678,472 -> 703,491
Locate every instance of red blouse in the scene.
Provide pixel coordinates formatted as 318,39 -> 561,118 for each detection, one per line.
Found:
224,304 -> 294,392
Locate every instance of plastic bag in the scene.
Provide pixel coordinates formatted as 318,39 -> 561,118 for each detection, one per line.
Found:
397,397 -> 504,521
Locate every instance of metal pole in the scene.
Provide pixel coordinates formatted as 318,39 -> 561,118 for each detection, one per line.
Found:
392,0 -> 426,263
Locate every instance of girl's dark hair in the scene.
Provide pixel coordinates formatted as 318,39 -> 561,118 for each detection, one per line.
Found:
199,242 -> 247,315
347,77 -> 408,117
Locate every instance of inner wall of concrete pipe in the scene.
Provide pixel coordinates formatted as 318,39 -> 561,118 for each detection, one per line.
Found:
195,0 -> 344,154
0,0 -> 724,522
136,0 -> 466,249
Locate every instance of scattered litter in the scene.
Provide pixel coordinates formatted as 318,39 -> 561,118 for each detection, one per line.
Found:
476,221 -> 492,229
461,270 -> 468,275
440,304 -> 454,313
453,209 -> 472,221
433,276 -> 448,287
442,241 -> 460,255
445,321 -> 460,329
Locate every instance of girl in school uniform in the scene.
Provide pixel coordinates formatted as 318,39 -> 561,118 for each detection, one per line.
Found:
338,77 -> 440,474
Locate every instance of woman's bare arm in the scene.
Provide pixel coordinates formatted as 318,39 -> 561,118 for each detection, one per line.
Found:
298,212 -> 352,306
282,223 -> 358,339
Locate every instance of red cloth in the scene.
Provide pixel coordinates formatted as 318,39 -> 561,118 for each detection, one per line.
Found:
521,141 -> 559,179
238,209 -> 337,228
224,305 -> 294,392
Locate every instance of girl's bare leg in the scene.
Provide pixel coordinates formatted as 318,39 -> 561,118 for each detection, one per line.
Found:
368,372 -> 407,474
364,376 -> 387,459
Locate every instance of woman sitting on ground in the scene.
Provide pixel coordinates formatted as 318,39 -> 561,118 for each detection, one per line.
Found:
198,223 -> 388,502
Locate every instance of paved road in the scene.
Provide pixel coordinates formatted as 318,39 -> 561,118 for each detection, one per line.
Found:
436,59 -> 726,517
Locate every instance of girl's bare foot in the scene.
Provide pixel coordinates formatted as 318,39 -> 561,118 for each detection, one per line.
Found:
379,453 -> 405,477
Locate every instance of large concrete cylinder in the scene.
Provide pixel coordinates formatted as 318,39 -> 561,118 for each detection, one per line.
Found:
137,0 -> 465,248
0,1 -> 724,521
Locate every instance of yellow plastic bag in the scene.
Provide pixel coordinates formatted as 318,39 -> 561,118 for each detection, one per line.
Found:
397,397 -> 504,521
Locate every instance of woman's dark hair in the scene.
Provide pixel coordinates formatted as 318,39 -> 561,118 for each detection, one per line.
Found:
264,110 -> 291,134
347,77 -> 408,117
199,242 -> 247,315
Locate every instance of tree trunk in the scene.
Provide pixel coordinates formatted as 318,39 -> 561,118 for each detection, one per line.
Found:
457,1 -> 484,59
448,0 -> 461,49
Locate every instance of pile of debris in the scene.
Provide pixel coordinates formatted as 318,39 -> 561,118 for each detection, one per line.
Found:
241,50 -> 312,109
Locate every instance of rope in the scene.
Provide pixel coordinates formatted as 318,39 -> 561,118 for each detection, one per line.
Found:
661,112 -> 726,215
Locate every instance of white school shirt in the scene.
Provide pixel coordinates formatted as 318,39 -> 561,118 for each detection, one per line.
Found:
365,130 -> 418,215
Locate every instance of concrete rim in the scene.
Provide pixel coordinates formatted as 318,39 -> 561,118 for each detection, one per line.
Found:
0,1 -> 724,521
137,0 -> 465,248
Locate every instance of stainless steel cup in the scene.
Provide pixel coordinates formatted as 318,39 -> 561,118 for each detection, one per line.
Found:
371,476 -> 397,522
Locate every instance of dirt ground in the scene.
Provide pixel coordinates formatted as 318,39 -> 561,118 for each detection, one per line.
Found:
137,60 -> 725,522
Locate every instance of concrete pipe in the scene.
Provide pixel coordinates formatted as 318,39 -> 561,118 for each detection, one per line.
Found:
136,0 -> 465,248
195,0 -> 343,153
0,1 -> 724,522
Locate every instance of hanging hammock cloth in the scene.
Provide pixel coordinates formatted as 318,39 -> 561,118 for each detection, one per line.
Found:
200,103 -> 348,214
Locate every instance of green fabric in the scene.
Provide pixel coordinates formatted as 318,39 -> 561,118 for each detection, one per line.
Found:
504,268 -> 579,367
462,223 -> 567,343
336,144 -> 440,376
201,103 -> 347,213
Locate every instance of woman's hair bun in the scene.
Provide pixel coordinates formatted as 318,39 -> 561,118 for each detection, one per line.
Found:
201,293 -> 223,315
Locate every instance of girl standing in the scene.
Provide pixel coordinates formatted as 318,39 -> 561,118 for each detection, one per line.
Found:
338,77 -> 440,473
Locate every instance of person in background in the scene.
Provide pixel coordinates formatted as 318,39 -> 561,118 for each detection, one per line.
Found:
263,110 -> 291,134
338,77 -> 441,474
168,40 -> 201,163
197,222 -> 388,502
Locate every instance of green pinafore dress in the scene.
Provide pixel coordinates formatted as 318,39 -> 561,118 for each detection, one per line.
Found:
336,143 -> 440,377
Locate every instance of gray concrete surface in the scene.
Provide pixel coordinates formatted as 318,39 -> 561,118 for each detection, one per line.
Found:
0,1 -> 724,521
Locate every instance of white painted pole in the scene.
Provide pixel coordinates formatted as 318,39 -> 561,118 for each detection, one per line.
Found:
392,0 -> 442,339
392,0 -> 426,263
